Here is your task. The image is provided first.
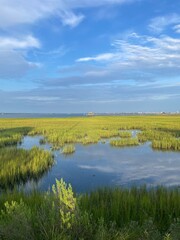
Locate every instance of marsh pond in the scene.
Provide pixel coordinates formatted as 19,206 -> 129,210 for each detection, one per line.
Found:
16,133 -> 180,193
0,116 -> 180,193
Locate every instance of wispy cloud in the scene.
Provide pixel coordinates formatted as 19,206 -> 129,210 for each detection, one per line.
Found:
0,35 -> 40,50
173,24 -> 180,33
16,96 -> 61,102
77,53 -> 115,62
148,13 -> 180,33
0,35 -> 40,78
0,0 -> 136,79
76,33 -> 180,73
0,50 -> 40,79
60,10 -> 84,27
0,0 -> 134,29
1,80 -> 179,112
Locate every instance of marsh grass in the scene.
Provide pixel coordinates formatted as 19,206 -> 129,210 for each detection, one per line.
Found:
137,130 -> 174,142
80,186 -> 180,232
119,131 -> 132,138
152,138 -> 180,151
0,116 -> 179,151
0,117 -> 180,238
0,127 -> 33,148
0,147 -> 54,189
0,182 -> 180,239
110,138 -> 139,147
62,144 -> 75,154
137,130 -> 180,151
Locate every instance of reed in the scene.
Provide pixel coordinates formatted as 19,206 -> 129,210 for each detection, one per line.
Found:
62,144 -> 75,154
0,182 -> 180,239
80,186 -> 180,232
0,116 -> 179,151
110,138 -> 139,147
137,130 -> 174,142
0,147 -> 54,189
152,138 -> 180,151
119,131 -> 132,138
0,127 -> 32,148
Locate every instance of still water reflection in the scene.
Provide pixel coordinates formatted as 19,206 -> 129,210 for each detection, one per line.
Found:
17,135 -> 180,193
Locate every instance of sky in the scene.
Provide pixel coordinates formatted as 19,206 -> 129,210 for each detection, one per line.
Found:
0,0 -> 180,113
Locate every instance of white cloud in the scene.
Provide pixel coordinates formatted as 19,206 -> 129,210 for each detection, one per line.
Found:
76,33 -> 180,73
149,13 -> 180,33
0,35 -> 40,79
0,0 -> 137,79
66,0 -> 129,8
0,50 -> 39,78
77,53 -> 115,62
173,24 -> 180,33
16,96 -> 61,101
0,35 -> 40,50
60,10 -> 84,27
0,0 -> 134,29
84,70 -> 109,77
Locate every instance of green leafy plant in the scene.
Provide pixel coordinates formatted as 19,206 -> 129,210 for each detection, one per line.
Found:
52,179 -> 76,229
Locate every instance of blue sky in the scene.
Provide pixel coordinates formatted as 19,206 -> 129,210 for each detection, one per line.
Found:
0,0 -> 180,113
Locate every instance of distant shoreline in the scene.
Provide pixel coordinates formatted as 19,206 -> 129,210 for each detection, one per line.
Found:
0,112 -> 179,118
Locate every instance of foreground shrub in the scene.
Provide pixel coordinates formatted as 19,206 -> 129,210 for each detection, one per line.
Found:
0,200 -> 34,240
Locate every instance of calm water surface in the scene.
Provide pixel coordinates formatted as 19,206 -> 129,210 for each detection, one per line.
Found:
18,133 -> 180,193
0,113 -> 84,118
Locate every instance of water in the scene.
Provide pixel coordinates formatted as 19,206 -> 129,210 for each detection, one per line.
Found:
0,113 -> 85,118
0,113 -> 166,118
17,134 -> 180,193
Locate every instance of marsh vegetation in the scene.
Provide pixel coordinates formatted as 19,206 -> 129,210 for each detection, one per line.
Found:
0,127 -> 32,148
0,115 -> 179,151
0,116 -> 180,239
0,147 -> 54,189
62,144 -> 76,154
110,138 -> 139,147
0,116 -> 179,190
0,179 -> 180,240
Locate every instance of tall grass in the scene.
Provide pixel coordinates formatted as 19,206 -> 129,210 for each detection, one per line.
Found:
137,130 -> 173,142
62,144 -> 75,154
119,131 -> 132,138
0,116 -> 179,151
0,127 -> 33,149
0,147 -> 54,189
152,139 -> 180,151
110,138 -> 139,147
0,181 -> 180,239
137,130 -> 180,151
80,186 -> 180,232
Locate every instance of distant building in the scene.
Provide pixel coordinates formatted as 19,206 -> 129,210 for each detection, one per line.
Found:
87,112 -> 95,116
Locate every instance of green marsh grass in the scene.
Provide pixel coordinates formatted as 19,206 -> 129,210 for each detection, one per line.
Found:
0,127 -> 32,148
0,147 -> 54,189
110,138 -> 139,147
0,181 -> 180,239
119,131 -> 132,138
0,116 -> 180,238
80,186 -> 180,232
0,115 -> 179,151
152,138 -> 180,151
62,144 -> 75,154
137,130 -> 174,142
